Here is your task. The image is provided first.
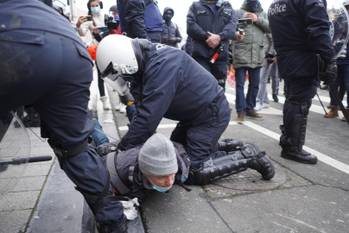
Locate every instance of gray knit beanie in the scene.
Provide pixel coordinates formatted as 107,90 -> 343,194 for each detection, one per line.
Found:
138,134 -> 178,176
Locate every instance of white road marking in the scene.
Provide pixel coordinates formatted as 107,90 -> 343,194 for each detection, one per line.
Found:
227,87 -> 347,117
276,213 -> 328,233
243,121 -> 349,176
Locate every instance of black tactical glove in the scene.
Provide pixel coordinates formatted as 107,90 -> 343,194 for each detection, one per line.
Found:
325,60 -> 338,81
319,57 -> 337,82
96,142 -> 118,157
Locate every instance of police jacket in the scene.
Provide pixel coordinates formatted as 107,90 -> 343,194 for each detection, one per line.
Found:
117,0 -> 147,39
117,0 -> 162,39
105,142 -> 190,201
118,41 -> 223,150
232,1 -> 270,68
268,0 -> 334,79
0,0 -> 85,47
187,0 -> 236,62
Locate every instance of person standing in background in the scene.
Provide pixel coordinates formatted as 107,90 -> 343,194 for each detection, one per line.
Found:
232,0 -> 270,121
161,7 -> 182,47
187,0 -> 236,90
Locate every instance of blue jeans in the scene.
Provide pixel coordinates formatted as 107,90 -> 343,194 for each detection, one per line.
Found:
235,67 -> 261,113
257,61 -> 280,105
91,120 -> 110,146
329,63 -> 349,106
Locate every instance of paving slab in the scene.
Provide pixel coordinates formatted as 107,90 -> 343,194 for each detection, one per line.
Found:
27,161 -> 83,233
204,163 -> 311,199
142,185 -> 232,233
0,210 -> 32,233
0,191 -> 40,212
211,185 -> 349,233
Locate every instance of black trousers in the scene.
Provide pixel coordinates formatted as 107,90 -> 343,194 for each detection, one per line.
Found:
194,57 -> 228,90
170,93 -> 231,168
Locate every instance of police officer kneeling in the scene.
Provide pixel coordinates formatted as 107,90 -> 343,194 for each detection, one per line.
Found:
90,133 -> 274,232
96,35 -> 275,187
268,0 -> 335,164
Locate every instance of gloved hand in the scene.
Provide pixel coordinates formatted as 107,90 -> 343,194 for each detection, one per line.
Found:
126,104 -> 137,122
318,56 -> 337,82
325,60 -> 338,81
96,142 -> 119,156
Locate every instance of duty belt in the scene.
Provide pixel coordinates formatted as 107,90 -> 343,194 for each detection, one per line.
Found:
49,139 -> 88,159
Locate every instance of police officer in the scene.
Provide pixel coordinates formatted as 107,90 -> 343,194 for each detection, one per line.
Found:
161,7 -> 182,47
268,0 -> 334,164
96,34 -> 275,181
117,0 -> 163,42
0,1 -> 126,232
187,0 -> 236,90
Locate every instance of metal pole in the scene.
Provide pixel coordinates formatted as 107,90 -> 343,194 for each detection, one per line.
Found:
316,92 -> 328,115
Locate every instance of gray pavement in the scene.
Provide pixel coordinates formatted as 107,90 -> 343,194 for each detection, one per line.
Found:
1,79 -> 349,233
0,127 -> 54,233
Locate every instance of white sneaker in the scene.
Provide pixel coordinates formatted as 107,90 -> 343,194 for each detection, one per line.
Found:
119,104 -> 126,113
255,103 -> 263,111
100,96 -> 111,110
262,103 -> 270,109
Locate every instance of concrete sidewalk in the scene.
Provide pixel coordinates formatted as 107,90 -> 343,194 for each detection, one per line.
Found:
0,127 -> 55,233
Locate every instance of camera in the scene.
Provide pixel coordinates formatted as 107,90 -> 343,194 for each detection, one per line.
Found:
105,16 -> 119,31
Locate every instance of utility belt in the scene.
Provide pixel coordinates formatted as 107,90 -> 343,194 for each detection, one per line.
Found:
49,139 -> 89,159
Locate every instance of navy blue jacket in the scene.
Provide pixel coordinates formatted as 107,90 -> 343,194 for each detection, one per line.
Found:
118,42 -> 222,150
0,0 -> 83,46
268,0 -> 334,79
117,0 -> 162,39
187,0 -> 236,62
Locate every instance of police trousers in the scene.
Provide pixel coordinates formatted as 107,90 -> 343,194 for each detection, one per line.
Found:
170,93 -> 231,168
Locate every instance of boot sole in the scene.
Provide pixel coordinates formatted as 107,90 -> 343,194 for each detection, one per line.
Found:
281,153 -> 318,165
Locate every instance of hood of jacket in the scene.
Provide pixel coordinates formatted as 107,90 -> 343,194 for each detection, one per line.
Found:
163,7 -> 174,16
241,0 -> 263,13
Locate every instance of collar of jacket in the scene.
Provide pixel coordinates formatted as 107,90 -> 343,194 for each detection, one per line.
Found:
241,0 -> 263,13
131,38 -> 154,77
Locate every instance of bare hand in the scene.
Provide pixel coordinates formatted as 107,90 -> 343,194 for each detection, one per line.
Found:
206,32 -> 221,49
76,16 -> 89,28
92,27 -> 100,34
243,12 -> 258,22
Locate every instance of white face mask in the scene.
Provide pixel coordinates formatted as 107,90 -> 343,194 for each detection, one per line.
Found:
91,6 -> 100,15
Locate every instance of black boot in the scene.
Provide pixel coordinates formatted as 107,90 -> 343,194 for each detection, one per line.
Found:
241,144 -> 275,180
218,138 -> 243,152
280,101 -> 317,164
187,145 -> 275,185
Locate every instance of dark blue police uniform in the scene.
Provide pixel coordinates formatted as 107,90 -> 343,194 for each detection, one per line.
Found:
117,0 -> 163,42
0,0 -> 126,232
187,0 -> 236,89
117,41 -> 231,168
268,0 -> 334,164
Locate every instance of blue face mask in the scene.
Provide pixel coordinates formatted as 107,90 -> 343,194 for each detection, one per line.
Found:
114,15 -> 120,22
152,184 -> 171,193
91,6 -> 100,15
